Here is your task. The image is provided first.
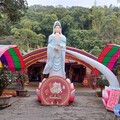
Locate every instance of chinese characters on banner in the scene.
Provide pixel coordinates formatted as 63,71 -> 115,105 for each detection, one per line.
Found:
106,90 -> 120,111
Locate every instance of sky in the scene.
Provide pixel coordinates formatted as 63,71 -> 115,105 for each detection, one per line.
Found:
27,0 -> 119,8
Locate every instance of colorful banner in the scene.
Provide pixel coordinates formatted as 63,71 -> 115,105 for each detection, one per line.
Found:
106,90 -> 120,111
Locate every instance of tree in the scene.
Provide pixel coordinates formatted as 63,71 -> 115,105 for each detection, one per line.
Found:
0,0 -> 28,23
91,7 -> 104,32
40,14 -> 58,45
70,8 -> 92,30
21,19 -> 31,29
11,28 -> 45,53
52,7 -> 68,20
60,15 -> 74,35
0,0 -> 28,37
25,10 -> 44,22
31,21 -> 41,34
29,5 -> 55,13
100,15 -> 120,43
1,4 -> 120,54
90,46 -> 102,57
0,20 -> 6,36
67,29 -> 98,51
12,19 -> 41,34
38,33 -> 46,48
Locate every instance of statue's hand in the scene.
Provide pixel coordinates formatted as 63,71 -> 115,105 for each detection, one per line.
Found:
57,44 -> 63,48
54,47 -> 59,51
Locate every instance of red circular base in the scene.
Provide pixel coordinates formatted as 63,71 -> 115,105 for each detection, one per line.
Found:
40,76 -> 71,105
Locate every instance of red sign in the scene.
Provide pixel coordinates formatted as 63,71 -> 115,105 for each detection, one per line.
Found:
82,78 -> 89,86
40,76 -> 71,105
106,90 -> 120,111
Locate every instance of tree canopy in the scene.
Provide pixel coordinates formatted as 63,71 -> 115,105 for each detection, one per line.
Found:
0,0 -> 28,22
1,4 -> 120,56
0,0 -> 28,36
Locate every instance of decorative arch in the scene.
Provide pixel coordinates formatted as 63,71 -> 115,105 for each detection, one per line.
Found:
23,46 -> 98,71
0,45 -> 25,71
96,44 -> 120,75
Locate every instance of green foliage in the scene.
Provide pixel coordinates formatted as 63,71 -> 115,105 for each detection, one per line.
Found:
16,72 -> 26,90
0,0 -> 28,36
67,29 -> 98,51
52,7 -> 68,19
21,20 -> 31,29
90,46 -> 102,57
25,11 -> 44,22
0,0 -> 28,23
91,7 -> 104,32
1,4 -> 120,56
29,5 -> 55,13
60,15 -> 74,35
96,79 -> 109,88
11,28 -> 45,53
100,15 -> 120,42
40,14 -> 58,34
0,65 -> 16,96
31,21 -> 41,34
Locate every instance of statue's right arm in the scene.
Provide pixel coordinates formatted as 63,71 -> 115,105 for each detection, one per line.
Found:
48,35 -> 54,48
48,35 -> 58,51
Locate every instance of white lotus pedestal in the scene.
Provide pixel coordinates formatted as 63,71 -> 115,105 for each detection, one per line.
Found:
36,76 -> 75,105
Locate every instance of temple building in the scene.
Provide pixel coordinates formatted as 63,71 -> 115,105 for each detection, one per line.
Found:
23,46 -> 98,87
28,59 -> 86,83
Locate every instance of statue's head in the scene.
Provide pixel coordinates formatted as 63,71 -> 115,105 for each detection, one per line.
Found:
53,21 -> 62,34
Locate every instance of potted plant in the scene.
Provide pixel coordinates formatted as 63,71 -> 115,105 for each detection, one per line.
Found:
0,65 -> 16,107
16,71 -> 29,97
96,78 -> 109,97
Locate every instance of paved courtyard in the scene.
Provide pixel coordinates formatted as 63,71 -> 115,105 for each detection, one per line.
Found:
0,90 -> 115,120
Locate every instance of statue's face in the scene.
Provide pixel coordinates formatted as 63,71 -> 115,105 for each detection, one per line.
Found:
54,26 -> 61,34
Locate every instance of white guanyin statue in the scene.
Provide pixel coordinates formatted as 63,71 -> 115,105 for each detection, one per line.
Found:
43,21 -> 66,79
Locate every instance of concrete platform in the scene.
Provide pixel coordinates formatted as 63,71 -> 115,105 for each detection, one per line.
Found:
0,84 -> 115,120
